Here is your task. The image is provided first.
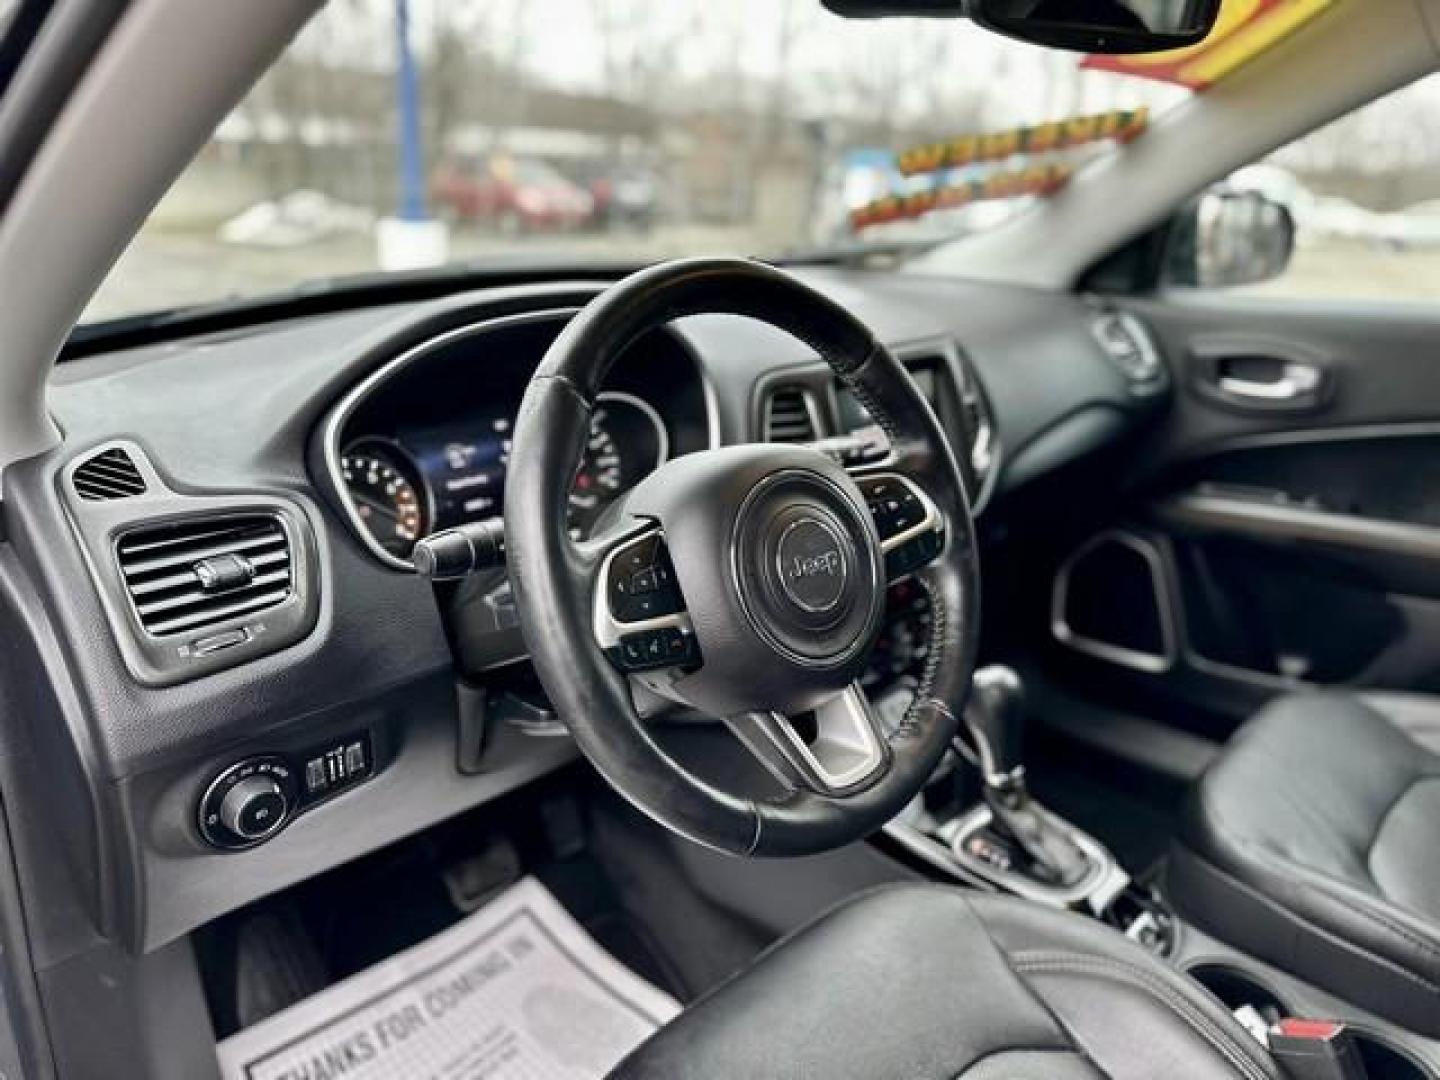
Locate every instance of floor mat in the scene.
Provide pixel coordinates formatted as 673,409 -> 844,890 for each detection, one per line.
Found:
216,877 -> 680,1080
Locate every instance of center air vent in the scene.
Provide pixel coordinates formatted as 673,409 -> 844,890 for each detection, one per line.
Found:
73,447 -> 147,501
764,387 -> 820,442
116,515 -> 292,637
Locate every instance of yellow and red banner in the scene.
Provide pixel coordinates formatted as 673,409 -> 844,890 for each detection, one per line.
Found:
850,162 -> 1072,232
897,108 -> 1149,177
1083,0 -> 1337,90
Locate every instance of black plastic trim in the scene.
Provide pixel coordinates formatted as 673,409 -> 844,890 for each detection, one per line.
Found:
58,441 -> 321,687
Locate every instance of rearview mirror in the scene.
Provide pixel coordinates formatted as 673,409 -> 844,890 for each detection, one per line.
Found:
1169,190 -> 1297,290
821,0 -> 1222,54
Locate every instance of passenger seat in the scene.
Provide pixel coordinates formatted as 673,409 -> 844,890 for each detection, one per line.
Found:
1169,691 -> 1440,1036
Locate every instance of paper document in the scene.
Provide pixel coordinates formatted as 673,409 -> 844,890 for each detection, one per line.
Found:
217,876 -> 681,1080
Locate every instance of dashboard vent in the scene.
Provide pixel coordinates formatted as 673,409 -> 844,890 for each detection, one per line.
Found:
764,387 -> 819,442
73,447 -> 147,501
955,357 -> 996,486
116,515 -> 292,637
1092,312 -> 1164,389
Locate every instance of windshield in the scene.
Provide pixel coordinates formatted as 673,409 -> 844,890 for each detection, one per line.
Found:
84,1 -> 1187,324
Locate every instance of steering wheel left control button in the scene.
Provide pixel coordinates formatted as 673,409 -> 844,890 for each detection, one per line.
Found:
609,628 -> 700,673
607,533 -> 684,624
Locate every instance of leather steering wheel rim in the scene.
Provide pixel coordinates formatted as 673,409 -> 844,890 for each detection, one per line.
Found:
505,257 -> 981,857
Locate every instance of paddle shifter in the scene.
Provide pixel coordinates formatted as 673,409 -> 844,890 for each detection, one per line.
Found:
960,667 -> 1092,889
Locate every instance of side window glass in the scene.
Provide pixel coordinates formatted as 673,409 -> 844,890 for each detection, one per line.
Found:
1167,73 -> 1440,302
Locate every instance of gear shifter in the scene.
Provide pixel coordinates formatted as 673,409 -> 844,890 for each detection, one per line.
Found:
965,666 -> 1027,784
960,667 -> 1093,889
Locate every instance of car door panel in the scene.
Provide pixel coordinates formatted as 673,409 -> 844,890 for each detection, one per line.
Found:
1042,292 -> 1440,732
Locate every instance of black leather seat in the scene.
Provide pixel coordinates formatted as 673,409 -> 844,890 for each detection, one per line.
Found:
611,885 -> 1278,1079
1171,691 -> 1440,1035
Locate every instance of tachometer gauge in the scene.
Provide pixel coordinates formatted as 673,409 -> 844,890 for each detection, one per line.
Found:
567,392 -> 669,538
340,439 -> 429,558
569,421 -> 625,528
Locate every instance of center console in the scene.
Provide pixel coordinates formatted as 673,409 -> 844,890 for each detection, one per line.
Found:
882,665 -> 1177,956
880,665 -> 1440,1077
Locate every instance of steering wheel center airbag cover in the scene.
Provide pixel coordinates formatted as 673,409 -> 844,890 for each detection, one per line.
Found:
733,468 -> 882,664
618,445 -> 883,717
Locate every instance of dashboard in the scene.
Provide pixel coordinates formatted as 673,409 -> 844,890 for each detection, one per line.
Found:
4,268 -> 1166,959
321,311 -> 997,694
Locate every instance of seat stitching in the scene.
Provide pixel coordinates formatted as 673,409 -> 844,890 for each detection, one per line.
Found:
840,349 -> 903,442
899,576 -> 947,741
965,904 -> 1116,1080
956,1047 -> 1101,1080
1011,951 -> 1273,1080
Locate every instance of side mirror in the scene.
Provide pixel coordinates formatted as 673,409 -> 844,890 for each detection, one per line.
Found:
821,0 -> 1222,54
1169,189 -> 1296,290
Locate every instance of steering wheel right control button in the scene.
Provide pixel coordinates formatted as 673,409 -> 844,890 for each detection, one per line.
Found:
863,477 -> 926,539
885,530 -> 943,580
861,475 -> 946,582
607,533 -> 684,623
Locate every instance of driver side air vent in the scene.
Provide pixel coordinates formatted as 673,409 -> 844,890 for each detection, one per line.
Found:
764,387 -> 820,442
116,515 -> 293,637
72,447 -> 148,501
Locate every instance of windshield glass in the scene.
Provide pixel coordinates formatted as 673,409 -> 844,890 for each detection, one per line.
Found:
84,0 -> 1187,323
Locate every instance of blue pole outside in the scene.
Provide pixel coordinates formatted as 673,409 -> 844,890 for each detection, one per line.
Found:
395,0 -> 426,222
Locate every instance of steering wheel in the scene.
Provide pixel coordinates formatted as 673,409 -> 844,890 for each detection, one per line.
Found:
505,258 -> 981,857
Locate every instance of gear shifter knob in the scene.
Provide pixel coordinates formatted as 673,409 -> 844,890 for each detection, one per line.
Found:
961,666 -> 1092,888
964,665 -> 1026,783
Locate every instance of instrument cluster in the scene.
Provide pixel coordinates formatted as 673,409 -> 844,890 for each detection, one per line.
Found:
339,391 -> 668,559
324,312 -> 711,571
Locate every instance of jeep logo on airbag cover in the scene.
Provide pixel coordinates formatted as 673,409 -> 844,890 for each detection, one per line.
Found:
777,518 -> 848,613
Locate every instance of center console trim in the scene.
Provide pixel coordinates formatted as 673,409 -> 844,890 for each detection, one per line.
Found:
943,801 -> 1125,910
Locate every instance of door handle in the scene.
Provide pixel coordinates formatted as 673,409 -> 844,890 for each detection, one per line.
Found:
1216,361 -> 1322,402
1190,341 -> 1332,413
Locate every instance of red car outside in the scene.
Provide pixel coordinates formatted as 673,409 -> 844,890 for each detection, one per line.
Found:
431,155 -> 594,233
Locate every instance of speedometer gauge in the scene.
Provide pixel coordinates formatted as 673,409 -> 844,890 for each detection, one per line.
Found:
340,439 -> 429,558
567,392 -> 669,538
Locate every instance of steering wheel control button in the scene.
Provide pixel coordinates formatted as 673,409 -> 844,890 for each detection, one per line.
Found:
886,529 -> 943,580
863,477 -> 925,542
610,628 -> 699,673
607,533 -> 684,624
775,517 -> 849,615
